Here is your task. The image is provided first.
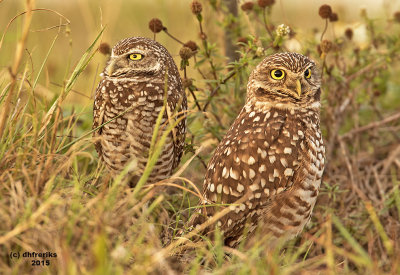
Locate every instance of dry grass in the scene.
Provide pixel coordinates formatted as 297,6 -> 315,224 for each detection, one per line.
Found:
1,0 -> 400,274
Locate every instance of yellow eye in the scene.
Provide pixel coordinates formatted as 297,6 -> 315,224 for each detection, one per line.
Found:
304,68 -> 311,79
129,53 -> 143,60
270,69 -> 285,80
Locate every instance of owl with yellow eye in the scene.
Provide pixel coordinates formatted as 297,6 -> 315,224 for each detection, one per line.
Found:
93,37 -> 187,186
270,66 -> 312,96
188,52 -> 325,248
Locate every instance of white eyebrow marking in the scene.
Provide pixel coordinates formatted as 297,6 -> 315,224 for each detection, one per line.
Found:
125,49 -> 146,55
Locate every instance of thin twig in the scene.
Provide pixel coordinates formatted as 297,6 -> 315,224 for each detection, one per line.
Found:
370,98 -> 400,141
195,153 -> 207,169
202,40 -> 218,80
262,8 -> 274,39
188,87 -> 202,112
346,58 -> 384,82
182,61 -> 202,112
320,19 -> 328,41
340,111 -> 400,140
163,29 -> 184,45
196,16 -> 218,80
380,144 -> 400,177
203,70 -> 237,111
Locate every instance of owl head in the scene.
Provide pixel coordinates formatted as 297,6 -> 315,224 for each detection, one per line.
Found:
248,52 -> 321,108
103,37 -> 174,78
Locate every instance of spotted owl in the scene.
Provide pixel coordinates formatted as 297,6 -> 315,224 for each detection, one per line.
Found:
188,52 -> 325,247
93,37 -> 187,185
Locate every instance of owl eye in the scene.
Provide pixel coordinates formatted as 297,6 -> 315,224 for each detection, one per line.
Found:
270,69 -> 285,80
304,68 -> 311,79
129,53 -> 143,60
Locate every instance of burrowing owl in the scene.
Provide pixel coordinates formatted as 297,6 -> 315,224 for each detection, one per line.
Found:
93,37 -> 187,185
188,52 -> 325,247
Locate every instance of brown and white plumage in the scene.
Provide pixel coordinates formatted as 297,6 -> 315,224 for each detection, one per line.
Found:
188,52 -> 325,247
93,37 -> 187,185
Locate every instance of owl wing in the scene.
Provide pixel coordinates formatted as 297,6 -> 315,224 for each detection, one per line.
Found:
92,82 -> 106,159
189,106 -> 305,244
166,81 -> 187,171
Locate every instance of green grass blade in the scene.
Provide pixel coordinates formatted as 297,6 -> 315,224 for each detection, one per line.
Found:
331,214 -> 372,267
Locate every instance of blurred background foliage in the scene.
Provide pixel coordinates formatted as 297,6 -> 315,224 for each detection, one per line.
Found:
1,0 -> 398,106
1,0 -> 400,274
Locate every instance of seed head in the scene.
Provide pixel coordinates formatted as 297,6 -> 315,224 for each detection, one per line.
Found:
319,4 -> 332,19
182,78 -> 193,89
320,40 -> 332,53
184,40 -> 198,51
98,43 -> 111,55
191,1 -> 203,15
241,2 -> 254,12
276,24 -> 290,37
257,0 -> 275,8
345,28 -> 353,40
179,46 -> 194,60
394,11 -> 400,23
329,12 -> 338,22
149,18 -> 164,33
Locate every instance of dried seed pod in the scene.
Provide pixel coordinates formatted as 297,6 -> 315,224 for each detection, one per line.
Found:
320,40 -> 332,53
329,12 -> 338,22
182,78 -> 193,89
149,18 -> 164,33
345,28 -> 353,40
98,43 -> 111,55
191,1 -> 202,15
241,2 -> 254,12
179,46 -> 194,60
319,4 -> 332,19
184,40 -> 198,51
394,11 -> 400,23
257,0 -> 275,8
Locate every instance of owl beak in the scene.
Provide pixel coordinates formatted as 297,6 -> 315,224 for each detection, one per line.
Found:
106,59 -> 116,76
296,79 -> 302,97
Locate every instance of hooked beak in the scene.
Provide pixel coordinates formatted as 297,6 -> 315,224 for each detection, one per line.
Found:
296,79 -> 302,97
106,59 -> 116,76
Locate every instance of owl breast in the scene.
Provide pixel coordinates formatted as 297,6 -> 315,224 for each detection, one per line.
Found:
257,106 -> 326,242
190,103 -> 325,247
93,77 -> 180,184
